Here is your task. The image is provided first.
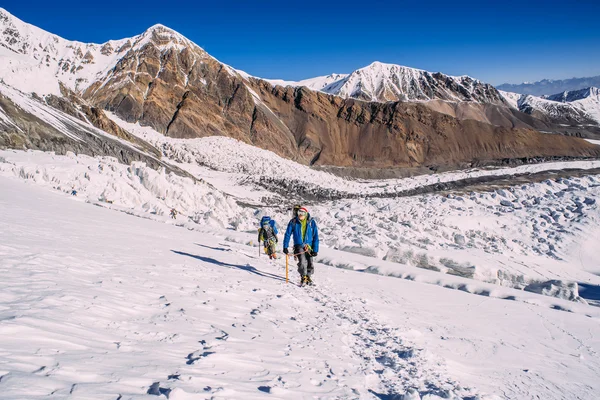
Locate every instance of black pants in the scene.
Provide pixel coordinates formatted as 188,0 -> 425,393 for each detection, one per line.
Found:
263,239 -> 276,256
294,245 -> 314,276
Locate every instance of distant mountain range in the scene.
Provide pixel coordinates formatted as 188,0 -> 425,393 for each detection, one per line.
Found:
1,7 -> 599,174
497,76 -> 600,96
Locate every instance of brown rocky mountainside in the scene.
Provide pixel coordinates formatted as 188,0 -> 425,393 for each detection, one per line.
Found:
82,26 -> 300,162
1,12 -> 596,171
79,26 -> 600,169
423,99 -> 600,139
247,80 -> 600,167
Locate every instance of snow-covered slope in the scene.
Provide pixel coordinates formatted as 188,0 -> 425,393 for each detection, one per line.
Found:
0,81 -> 174,171
4,126 -> 600,301
497,90 -> 521,110
546,87 -> 600,124
500,87 -> 600,126
0,8 -> 207,96
520,93 -> 594,123
3,175 -> 600,399
0,7 -> 130,95
547,87 -> 600,103
265,73 -> 348,91
269,61 -> 506,104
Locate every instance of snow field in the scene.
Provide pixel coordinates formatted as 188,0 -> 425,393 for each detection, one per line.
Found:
0,178 -> 485,399
0,150 -> 253,230
2,177 -> 600,399
105,119 -> 600,301
2,146 -> 600,304
298,176 -> 600,292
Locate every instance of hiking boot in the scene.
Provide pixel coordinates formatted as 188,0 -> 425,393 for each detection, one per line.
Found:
306,275 -> 313,286
301,275 -> 309,286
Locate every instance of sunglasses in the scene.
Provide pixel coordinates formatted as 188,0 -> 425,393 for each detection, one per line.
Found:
298,210 -> 307,215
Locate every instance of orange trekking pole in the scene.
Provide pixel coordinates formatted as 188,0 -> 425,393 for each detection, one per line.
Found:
285,254 -> 289,284
285,249 -> 308,284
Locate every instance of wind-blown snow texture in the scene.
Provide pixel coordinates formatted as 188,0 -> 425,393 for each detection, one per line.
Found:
2,175 -> 600,399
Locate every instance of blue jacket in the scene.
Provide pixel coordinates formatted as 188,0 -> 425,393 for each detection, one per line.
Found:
283,215 -> 319,252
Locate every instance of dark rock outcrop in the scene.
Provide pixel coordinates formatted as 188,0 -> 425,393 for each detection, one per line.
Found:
0,90 -> 190,178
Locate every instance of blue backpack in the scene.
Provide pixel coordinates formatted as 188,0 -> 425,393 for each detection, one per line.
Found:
260,216 -> 278,238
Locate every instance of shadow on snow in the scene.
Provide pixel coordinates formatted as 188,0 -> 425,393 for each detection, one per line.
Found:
578,283 -> 600,307
194,243 -> 232,252
171,250 -> 287,283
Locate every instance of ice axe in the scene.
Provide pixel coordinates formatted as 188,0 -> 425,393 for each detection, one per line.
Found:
284,249 -> 307,284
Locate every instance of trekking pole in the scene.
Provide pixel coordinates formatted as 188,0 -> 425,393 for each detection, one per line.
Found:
285,254 -> 289,284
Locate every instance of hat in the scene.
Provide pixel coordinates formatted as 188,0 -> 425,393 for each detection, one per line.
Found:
298,207 -> 308,213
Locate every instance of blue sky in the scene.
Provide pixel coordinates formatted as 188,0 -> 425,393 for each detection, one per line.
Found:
2,0 -> 599,84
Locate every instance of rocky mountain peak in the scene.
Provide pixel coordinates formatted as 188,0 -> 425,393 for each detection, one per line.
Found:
0,8 -> 216,96
136,23 -> 195,51
145,23 -> 173,32
546,87 -> 600,103
317,61 -> 505,104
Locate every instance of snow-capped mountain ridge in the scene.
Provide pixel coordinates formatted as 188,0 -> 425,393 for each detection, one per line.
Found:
500,86 -> 600,126
267,61 -> 506,104
0,8 -> 211,96
2,7 -> 599,172
545,86 -> 600,103
0,7 -> 130,95
265,73 -> 349,91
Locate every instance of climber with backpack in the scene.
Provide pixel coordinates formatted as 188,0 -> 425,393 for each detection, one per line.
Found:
283,206 -> 319,286
258,216 -> 279,259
